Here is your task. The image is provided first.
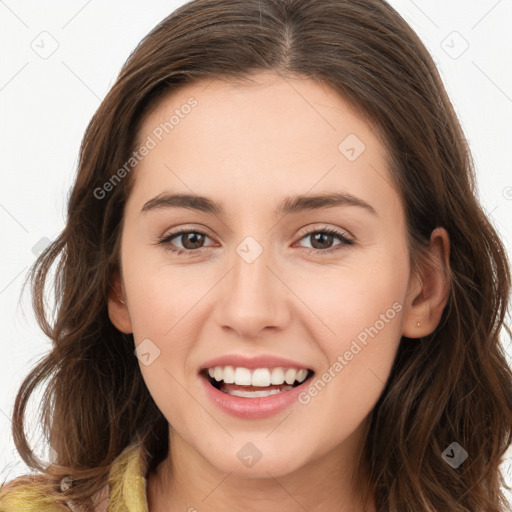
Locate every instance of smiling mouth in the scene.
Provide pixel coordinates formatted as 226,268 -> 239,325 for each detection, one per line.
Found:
201,367 -> 315,398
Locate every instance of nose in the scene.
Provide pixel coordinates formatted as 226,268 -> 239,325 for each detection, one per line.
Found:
214,241 -> 291,338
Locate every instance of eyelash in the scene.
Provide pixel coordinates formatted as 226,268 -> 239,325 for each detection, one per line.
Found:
156,226 -> 354,257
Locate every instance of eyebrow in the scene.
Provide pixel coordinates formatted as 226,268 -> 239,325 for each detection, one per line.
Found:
141,192 -> 377,217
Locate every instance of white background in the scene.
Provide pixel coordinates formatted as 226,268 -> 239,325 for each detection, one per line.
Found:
1,0 -> 511,503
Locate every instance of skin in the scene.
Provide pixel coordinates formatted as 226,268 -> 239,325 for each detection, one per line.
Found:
108,72 -> 450,512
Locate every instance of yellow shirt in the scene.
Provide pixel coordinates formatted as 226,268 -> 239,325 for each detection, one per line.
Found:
0,443 -> 150,511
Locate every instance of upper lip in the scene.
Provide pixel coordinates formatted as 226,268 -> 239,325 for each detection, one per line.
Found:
200,354 -> 313,372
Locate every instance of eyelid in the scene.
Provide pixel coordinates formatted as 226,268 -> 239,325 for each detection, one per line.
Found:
158,223 -> 213,240
298,224 -> 354,240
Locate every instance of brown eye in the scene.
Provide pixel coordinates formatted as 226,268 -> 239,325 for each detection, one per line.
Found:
158,229 -> 214,255
176,232 -> 206,250
298,228 -> 354,254
309,232 -> 335,250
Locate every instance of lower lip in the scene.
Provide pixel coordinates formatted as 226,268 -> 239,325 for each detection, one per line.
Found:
199,374 -> 311,419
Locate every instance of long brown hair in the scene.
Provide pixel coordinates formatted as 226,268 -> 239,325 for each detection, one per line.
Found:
2,0 -> 511,510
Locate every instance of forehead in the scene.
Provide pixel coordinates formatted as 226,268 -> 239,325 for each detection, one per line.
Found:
128,72 -> 400,220
137,72 -> 381,150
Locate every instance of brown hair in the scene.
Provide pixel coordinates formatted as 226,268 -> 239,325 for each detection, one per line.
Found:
2,0 -> 511,510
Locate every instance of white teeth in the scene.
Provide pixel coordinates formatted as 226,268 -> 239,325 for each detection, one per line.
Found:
227,387 -> 293,398
222,365 -> 235,384
296,369 -> 308,382
252,368 -> 271,387
234,367 -> 252,385
204,366 -> 310,387
270,367 -> 285,385
284,368 -> 297,385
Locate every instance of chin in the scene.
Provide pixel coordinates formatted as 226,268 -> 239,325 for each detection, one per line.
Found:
200,437 -> 310,478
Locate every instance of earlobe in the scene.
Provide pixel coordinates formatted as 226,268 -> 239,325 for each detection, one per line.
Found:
402,227 -> 451,338
107,271 -> 133,334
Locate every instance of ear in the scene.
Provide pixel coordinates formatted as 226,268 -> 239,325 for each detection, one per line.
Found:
107,270 -> 133,334
402,227 -> 451,338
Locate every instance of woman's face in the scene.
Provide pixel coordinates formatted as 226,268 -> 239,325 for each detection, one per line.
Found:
109,72 -> 432,480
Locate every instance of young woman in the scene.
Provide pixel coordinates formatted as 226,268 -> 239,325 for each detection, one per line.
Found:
1,0 -> 511,510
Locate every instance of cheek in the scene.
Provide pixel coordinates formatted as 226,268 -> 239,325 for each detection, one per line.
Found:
289,249 -> 407,340
292,246 -> 407,402
121,242 -> 205,339
297,294 -> 404,450
124,259 -> 199,418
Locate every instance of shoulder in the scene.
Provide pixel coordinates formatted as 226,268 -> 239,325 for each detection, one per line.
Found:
0,443 -> 147,512
0,474 -> 109,512
0,474 -> 70,511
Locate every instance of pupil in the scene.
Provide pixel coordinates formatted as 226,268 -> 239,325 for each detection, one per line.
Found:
183,232 -> 204,249
312,232 -> 332,249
